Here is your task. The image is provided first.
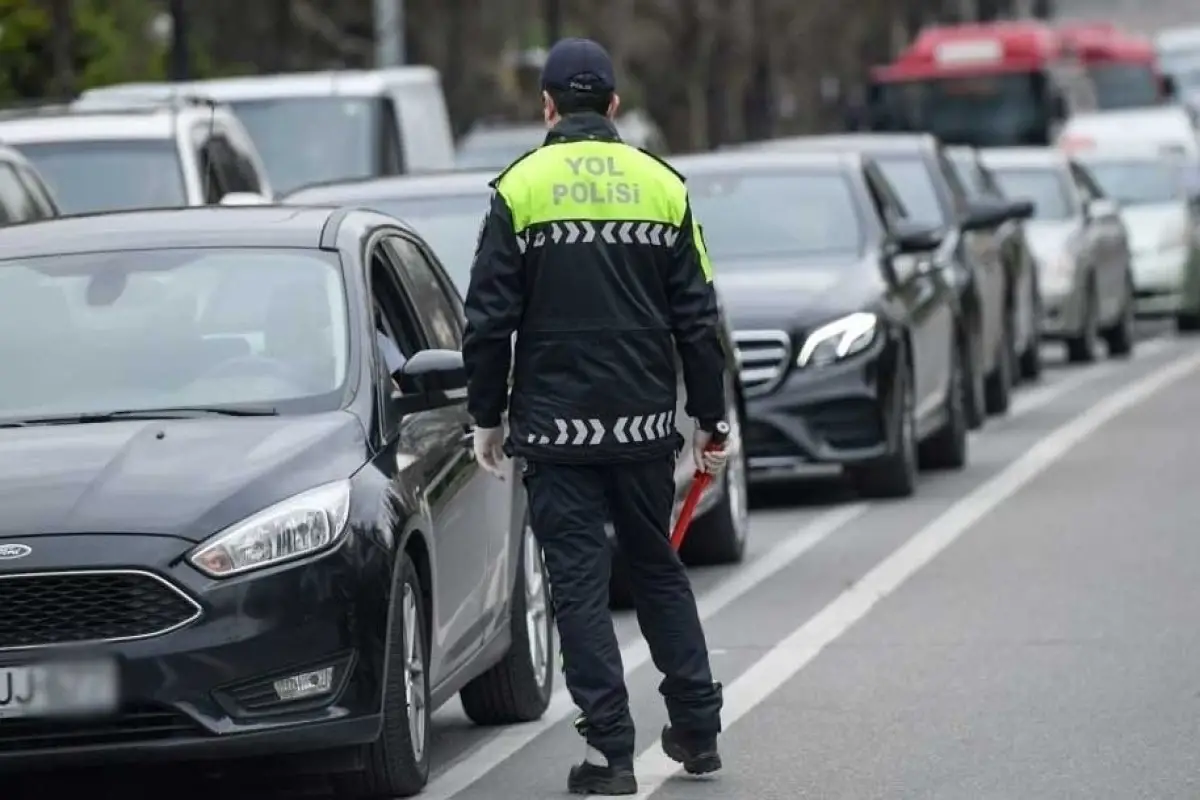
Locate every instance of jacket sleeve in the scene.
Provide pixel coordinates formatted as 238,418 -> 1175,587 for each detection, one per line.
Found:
667,200 -> 727,428
462,191 -> 524,429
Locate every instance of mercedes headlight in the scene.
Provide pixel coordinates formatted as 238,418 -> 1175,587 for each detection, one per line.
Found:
189,481 -> 352,577
796,312 -> 877,368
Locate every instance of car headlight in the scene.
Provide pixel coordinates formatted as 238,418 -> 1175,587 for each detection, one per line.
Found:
189,480 -> 352,578
796,312 -> 877,368
1038,251 -> 1076,286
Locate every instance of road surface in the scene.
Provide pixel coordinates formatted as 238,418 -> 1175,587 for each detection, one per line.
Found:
15,325 -> 1200,799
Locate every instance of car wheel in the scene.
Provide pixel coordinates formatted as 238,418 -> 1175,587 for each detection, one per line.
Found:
338,553 -> 430,798
849,357 -> 917,499
460,523 -> 555,725
681,405 -> 749,566
1020,284 -> 1043,381
963,327 -> 987,431
919,333 -> 968,471
1103,275 -> 1135,358
1066,280 -> 1099,364
984,315 -> 1014,416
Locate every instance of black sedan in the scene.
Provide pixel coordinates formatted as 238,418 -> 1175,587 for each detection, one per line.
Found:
945,144 -> 1044,382
283,174 -> 751,600
751,133 -> 1035,426
669,149 -> 969,498
0,207 -> 553,796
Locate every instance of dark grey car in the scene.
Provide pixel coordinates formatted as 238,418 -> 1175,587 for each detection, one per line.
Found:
284,173 -> 750,607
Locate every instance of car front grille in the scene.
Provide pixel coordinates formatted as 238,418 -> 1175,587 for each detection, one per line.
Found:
0,703 -> 199,753
732,330 -> 792,397
0,570 -> 202,651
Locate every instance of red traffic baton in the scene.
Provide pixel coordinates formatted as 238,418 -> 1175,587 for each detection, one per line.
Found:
669,421 -> 731,552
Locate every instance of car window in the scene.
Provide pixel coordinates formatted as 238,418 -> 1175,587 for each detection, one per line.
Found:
0,163 -> 38,222
18,139 -> 188,214
686,169 -> 866,260
872,155 -> 947,227
384,235 -> 463,350
363,193 -> 491,292
1069,162 -> 1107,201
1077,158 -> 1186,206
862,163 -> 908,229
0,247 -> 350,421
213,130 -> 262,194
988,166 -> 1075,221
15,164 -> 58,218
935,148 -> 971,213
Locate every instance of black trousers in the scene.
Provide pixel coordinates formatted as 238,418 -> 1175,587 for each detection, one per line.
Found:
523,456 -> 723,760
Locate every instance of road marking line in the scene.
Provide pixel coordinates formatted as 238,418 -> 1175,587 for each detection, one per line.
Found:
422,504 -> 867,798
631,344 -> 1200,797
1009,336 -> 1170,417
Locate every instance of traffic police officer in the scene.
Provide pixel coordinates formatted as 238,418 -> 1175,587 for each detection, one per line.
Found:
463,37 -> 729,795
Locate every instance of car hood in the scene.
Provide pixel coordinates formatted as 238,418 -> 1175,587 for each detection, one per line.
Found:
714,255 -> 876,331
0,412 -> 367,542
1022,220 -> 1077,262
1119,203 -> 1188,253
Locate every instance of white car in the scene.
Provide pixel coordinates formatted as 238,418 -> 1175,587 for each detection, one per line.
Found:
0,99 -> 272,214
1074,147 -> 1200,328
1056,105 -> 1200,160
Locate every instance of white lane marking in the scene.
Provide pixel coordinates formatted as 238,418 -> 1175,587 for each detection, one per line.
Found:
631,345 -> 1200,797
427,336 -> 1172,794
421,504 -> 868,798
1009,337 -> 1170,417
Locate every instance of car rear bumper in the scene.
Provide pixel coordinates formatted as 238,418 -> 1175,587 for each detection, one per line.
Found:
0,532 -> 389,772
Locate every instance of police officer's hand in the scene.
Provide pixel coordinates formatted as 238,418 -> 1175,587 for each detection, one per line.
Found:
473,425 -> 507,479
692,428 -> 728,476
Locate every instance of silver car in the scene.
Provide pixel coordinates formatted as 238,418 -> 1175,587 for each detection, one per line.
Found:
979,147 -> 1135,363
1073,148 -> 1200,330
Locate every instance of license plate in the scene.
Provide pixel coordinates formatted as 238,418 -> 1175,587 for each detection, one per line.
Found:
0,660 -> 119,719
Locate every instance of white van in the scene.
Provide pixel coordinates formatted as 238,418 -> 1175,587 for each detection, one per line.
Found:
78,67 -> 455,194
1056,105 -> 1200,159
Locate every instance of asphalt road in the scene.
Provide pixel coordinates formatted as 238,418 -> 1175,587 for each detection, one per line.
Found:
19,322 -> 1200,799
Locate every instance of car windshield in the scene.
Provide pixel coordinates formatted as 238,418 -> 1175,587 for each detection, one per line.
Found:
869,72 -> 1051,147
456,130 -> 541,170
686,169 -> 864,260
871,156 -> 946,227
0,248 -> 349,422
358,193 -> 489,291
16,139 -> 187,214
988,166 -> 1074,221
1078,158 -> 1186,205
1087,63 -> 1161,109
230,97 -> 379,194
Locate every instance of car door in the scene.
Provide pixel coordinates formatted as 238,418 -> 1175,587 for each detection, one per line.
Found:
866,163 -> 954,417
1069,161 -> 1122,317
379,233 -> 497,675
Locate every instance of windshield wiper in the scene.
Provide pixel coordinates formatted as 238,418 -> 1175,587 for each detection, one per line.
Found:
0,406 -> 280,427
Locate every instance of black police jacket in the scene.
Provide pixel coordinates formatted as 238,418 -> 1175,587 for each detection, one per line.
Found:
462,113 -> 726,464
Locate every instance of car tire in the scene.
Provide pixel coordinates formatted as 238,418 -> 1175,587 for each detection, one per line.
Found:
680,407 -> 749,566
338,552 -> 430,799
1176,311 -> 1200,333
919,334 -> 968,471
460,523 -> 554,725
849,357 -> 917,499
1103,275 -> 1135,358
1066,280 -> 1099,364
963,327 -> 987,431
1020,286 -> 1043,381
984,316 -> 1014,416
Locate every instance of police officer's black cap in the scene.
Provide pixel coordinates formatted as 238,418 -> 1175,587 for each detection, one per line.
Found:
540,38 -> 616,94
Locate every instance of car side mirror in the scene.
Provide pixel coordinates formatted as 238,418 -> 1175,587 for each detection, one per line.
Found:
219,192 -> 270,206
1086,198 -> 1119,220
1006,199 -> 1035,221
890,221 -> 944,254
391,348 -> 467,411
962,200 -> 1009,231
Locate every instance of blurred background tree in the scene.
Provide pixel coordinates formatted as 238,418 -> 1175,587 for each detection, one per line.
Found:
3,0 -> 1044,150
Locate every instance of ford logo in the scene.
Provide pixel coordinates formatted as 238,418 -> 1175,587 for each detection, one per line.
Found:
0,543 -> 32,560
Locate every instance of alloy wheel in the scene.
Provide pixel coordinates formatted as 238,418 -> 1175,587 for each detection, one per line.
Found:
401,583 -> 427,761
523,526 -> 551,689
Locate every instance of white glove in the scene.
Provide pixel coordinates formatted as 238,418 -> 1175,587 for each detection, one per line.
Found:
473,426 -> 506,479
692,426 -> 729,476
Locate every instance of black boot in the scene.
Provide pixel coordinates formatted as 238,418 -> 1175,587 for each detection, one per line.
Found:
661,725 -> 722,775
567,751 -> 637,795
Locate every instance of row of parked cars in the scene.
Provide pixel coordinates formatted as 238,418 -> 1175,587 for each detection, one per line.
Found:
0,65 -> 1197,799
